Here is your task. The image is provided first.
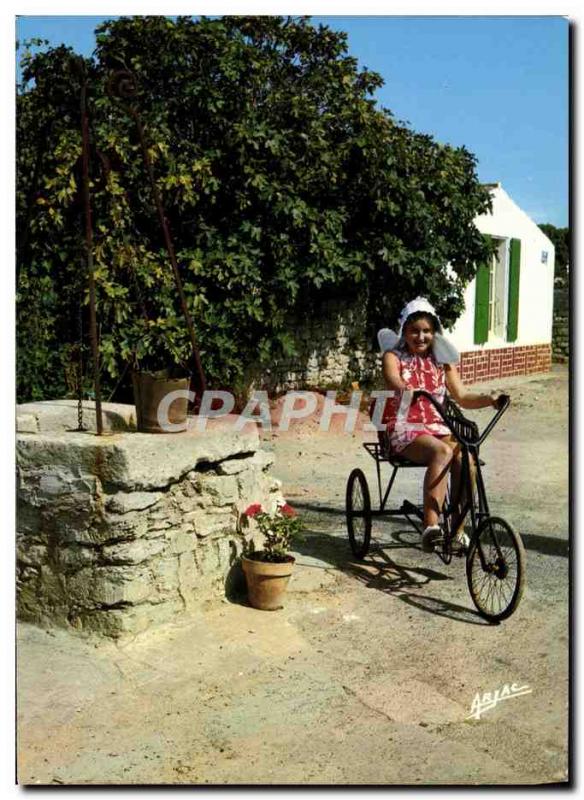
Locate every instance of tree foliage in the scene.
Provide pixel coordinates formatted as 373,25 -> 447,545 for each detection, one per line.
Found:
17,15 -> 492,401
538,223 -> 569,287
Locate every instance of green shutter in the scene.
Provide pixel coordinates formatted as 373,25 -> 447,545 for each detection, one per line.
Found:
474,236 -> 491,345
507,238 -> 521,342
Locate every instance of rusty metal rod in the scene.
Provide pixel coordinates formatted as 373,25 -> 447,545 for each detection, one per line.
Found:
106,69 -> 207,400
131,111 -> 207,398
79,73 -> 103,435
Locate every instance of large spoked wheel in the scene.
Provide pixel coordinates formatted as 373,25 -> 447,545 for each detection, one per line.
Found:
346,468 -> 372,559
466,516 -> 526,622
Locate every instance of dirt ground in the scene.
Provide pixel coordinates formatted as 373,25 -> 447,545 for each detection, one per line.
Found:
16,365 -> 570,785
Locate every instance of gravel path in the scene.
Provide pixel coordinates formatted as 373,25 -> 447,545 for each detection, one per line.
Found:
17,366 -> 569,785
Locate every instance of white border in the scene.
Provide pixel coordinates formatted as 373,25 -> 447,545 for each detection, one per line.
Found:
3,4 -> 578,798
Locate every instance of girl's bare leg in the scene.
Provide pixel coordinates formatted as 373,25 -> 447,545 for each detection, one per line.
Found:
442,436 -> 476,535
400,435 -> 455,527
443,436 -> 463,532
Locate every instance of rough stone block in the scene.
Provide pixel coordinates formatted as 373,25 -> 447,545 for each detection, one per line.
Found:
16,401 -> 284,637
16,502 -> 42,537
215,536 -> 238,572
105,491 -> 163,514
16,542 -> 48,568
18,468 -> 99,508
176,551 -> 199,600
215,455 -> 255,475
17,415 -> 260,493
194,543 -> 221,576
50,509 -> 98,546
147,506 -> 181,531
75,510 -> 149,545
164,527 -> 197,556
197,474 -> 239,506
16,414 -> 39,434
56,545 -> 99,573
31,566 -> 67,614
67,565 -> 155,607
150,556 -> 182,596
192,509 -> 235,538
76,597 -> 185,638
16,400 -> 136,434
101,537 -> 166,565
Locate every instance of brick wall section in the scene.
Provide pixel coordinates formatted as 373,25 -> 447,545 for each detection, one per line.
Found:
459,344 -> 552,384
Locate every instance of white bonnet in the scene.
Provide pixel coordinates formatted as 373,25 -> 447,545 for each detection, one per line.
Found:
397,296 -> 444,337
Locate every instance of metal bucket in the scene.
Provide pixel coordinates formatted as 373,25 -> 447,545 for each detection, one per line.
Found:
131,368 -> 190,433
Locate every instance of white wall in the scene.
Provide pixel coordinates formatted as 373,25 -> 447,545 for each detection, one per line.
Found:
447,185 -> 555,351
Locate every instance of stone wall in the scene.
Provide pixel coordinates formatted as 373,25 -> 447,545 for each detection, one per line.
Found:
267,299 -> 379,390
552,288 -> 569,362
16,401 -> 283,638
264,298 -> 552,390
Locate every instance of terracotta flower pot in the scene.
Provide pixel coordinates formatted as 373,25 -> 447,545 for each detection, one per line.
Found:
242,554 -> 295,611
132,368 -> 190,433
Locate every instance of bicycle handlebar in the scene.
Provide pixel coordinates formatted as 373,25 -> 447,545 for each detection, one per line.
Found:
411,390 -> 510,448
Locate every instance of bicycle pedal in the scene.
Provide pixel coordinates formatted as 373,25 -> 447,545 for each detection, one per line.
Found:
451,534 -> 470,556
421,526 -> 443,552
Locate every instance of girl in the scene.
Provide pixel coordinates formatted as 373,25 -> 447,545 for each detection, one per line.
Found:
381,298 -> 506,553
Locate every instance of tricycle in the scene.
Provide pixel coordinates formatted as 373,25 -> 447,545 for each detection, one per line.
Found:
345,390 -> 526,622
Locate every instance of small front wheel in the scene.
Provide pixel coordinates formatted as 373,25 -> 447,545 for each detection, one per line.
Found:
466,516 -> 526,622
346,468 -> 372,559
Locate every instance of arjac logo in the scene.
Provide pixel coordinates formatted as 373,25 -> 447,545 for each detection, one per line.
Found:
467,683 -> 532,720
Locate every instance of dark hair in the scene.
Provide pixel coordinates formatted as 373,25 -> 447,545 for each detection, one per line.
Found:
403,311 -> 438,332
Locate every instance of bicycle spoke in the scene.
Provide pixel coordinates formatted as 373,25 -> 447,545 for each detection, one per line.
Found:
498,578 -> 512,607
346,469 -> 371,560
467,516 -> 525,622
483,575 -> 498,612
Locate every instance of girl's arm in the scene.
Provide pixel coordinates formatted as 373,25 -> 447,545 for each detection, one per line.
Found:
382,351 -> 408,391
444,363 -> 503,409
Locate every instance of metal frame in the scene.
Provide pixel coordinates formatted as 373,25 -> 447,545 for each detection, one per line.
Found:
347,392 -> 527,620
362,392 -> 510,547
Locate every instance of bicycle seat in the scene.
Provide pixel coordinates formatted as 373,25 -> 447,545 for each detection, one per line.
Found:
377,429 -> 481,467
377,431 -> 422,467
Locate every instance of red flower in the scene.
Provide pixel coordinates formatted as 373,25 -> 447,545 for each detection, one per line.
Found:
244,503 -> 263,517
280,503 -> 296,517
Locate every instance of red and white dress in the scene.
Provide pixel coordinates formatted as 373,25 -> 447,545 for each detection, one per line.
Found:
383,350 -> 451,454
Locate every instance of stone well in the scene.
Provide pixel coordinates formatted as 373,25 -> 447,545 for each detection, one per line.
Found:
16,401 -> 283,638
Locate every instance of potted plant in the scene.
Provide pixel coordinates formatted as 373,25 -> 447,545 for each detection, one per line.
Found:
99,248 -> 197,434
126,317 -> 191,433
240,501 -> 303,610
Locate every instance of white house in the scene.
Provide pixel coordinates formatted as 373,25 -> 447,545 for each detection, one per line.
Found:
448,183 -> 555,383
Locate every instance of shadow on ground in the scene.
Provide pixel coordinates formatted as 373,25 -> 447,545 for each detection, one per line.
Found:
293,501 -> 569,558
291,511 -> 491,626
289,497 -> 565,627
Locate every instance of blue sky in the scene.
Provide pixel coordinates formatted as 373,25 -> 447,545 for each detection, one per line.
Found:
16,14 -> 569,226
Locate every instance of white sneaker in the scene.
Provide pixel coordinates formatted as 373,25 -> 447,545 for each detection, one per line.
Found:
421,525 -> 443,553
453,530 -> 471,553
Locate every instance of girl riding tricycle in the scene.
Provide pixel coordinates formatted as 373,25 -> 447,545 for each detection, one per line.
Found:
346,297 -> 526,622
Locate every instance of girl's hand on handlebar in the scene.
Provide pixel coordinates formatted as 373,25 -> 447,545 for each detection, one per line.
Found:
490,391 -> 509,409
